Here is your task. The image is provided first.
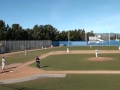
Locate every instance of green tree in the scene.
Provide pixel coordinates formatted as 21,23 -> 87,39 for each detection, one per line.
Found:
11,24 -> 23,40
0,19 -> 95,41
26,28 -> 34,40
32,24 -> 58,40
5,24 -> 11,40
59,31 -> 68,41
33,25 -> 40,40
44,24 -> 58,40
0,20 -> 6,40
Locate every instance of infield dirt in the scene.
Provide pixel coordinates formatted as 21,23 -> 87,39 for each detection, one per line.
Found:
0,50 -> 120,80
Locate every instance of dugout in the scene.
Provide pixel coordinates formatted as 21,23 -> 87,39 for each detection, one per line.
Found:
0,43 -> 7,54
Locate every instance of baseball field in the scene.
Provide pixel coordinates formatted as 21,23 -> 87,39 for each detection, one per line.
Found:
0,46 -> 120,90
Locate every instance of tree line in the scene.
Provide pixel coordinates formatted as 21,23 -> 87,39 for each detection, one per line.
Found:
0,19 -> 94,41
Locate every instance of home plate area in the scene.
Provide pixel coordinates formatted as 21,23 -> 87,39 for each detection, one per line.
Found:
0,63 -> 22,74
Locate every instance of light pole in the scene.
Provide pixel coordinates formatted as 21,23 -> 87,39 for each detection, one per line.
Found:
97,18 -> 98,33
115,29 -> 117,41
68,31 -> 70,46
109,24 -> 111,45
85,31 -> 87,41
84,19 -> 87,41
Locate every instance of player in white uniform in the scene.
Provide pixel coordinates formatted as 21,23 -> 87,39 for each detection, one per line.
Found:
1,57 -> 5,70
95,49 -> 98,57
67,48 -> 69,53
25,49 -> 28,56
119,46 -> 120,50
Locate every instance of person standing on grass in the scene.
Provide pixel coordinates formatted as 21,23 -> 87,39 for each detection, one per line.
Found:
1,57 -> 5,70
25,49 -> 28,56
67,48 -> 70,53
95,49 -> 98,57
36,56 -> 40,68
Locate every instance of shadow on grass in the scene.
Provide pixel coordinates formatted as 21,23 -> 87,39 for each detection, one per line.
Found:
40,65 -> 49,68
0,83 -> 48,90
0,84 -> 27,90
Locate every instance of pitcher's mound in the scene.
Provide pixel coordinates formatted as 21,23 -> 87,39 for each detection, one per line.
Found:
88,57 -> 113,61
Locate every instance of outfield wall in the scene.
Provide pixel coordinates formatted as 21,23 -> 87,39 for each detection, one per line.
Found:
0,40 -> 52,53
52,40 -> 120,46
1,40 -> 120,53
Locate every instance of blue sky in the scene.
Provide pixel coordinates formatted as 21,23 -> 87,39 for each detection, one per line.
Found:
0,0 -> 120,33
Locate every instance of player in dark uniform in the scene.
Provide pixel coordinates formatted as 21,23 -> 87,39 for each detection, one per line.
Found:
36,56 -> 40,68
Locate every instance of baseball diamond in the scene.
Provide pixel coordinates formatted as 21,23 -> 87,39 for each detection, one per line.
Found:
0,46 -> 120,90
0,47 -> 120,81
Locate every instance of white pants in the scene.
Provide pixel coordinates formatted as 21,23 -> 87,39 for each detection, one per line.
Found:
2,63 -> 5,70
95,52 -> 98,57
25,52 -> 27,56
67,49 -> 69,53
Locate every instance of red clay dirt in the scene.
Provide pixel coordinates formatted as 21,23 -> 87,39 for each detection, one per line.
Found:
88,57 -> 113,61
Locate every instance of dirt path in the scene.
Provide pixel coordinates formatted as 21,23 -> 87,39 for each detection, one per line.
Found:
0,50 -> 120,81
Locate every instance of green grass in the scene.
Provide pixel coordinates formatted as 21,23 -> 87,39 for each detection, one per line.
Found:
50,46 -> 118,50
0,46 -> 120,90
1,74 -> 120,90
1,46 -> 118,65
1,47 -> 70,65
0,45 -> 118,66
0,47 -> 65,65
31,54 -> 120,70
67,46 -> 119,50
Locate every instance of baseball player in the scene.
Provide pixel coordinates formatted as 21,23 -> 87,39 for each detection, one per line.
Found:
95,49 -> 98,57
25,49 -> 28,56
67,48 -> 69,53
36,56 -> 40,68
1,57 -> 5,70
119,46 -> 120,50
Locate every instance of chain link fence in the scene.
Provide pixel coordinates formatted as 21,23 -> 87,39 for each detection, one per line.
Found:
0,40 -> 52,53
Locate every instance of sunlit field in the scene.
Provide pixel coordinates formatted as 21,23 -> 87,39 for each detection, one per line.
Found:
0,46 -> 120,90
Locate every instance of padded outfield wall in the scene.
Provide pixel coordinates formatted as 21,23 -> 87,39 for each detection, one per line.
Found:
52,40 -> 120,46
